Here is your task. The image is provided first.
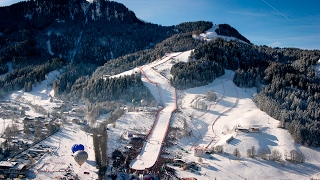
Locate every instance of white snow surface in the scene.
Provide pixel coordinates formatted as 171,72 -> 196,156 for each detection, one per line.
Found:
1,48 -> 320,179
314,59 -> 320,77
1,68 -> 99,180
110,51 -> 320,179
195,25 -> 248,44
30,124 -> 97,180
5,69 -> 63,112
130,53 -> 180,170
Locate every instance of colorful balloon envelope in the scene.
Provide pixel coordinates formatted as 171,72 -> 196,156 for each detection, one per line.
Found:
72,144 -> 84,153
74,150 -> 88,166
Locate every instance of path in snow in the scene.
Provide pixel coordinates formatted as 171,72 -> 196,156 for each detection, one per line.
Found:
182,70 -> 239,150
130,54 -> 180,170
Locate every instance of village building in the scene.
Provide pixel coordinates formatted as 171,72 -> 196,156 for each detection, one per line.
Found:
249,127 -> 260,133
226,136 -> 234,144
193,147 -> 205,157
0,161 -> 27,178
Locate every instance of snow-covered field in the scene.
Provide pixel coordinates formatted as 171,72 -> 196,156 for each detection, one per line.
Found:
29,123 -> 97,180
105,49 -> 320,179
1,69 -> 99,179
1,40 -> 320,179
135,51 -> 320,179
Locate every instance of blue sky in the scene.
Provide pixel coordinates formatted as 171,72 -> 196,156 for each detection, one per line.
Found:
1,0 -> 319,50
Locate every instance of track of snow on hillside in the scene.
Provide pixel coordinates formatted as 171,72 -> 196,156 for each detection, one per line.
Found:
144,51 -> 320,179
187,70 -> 239,151
130,53 -> 180,170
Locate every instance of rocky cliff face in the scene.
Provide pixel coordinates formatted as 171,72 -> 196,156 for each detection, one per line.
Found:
0,0 -> 176,66
0,0 -> 141,30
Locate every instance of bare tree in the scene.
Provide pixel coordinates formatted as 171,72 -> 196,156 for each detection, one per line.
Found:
233,148 -> 241,158
258,148 -> 269,160
4,125 -> 12,141
11,124 -> 19,138
24,127 -> 31,139
182,117 -> 187,130
205,90 -> 217,102
182,163 -> 190,170
214,145 -> 223,154
289,150 -> 305,163
270,149 -> 282,161
247,149 -> 253,158
251,146 -> 256,157
149,100 -> 158,107
247,146 -> 256,158
269,150 -> 282,161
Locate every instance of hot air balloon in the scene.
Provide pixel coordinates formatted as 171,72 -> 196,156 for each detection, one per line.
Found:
74,150 -> 88,166
72,144 -> 85,154
140,99 -> 147,107
132,98 -> 139,106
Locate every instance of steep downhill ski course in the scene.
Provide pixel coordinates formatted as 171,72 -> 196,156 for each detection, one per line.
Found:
130,53 -> 180,170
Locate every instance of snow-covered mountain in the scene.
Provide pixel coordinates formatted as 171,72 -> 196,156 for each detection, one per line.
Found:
0,0 -> 177,65
0,1 -> 320,179
2,47 -> 319,179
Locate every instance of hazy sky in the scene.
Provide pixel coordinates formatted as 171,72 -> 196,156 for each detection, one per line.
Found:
1,0 -> 319,50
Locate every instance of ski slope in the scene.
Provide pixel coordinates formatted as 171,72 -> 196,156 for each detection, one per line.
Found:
1,42 -> 320,179
130,53 -> 179,170
127,50 -> 320,179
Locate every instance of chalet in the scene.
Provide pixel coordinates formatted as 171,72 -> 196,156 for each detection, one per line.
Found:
52,106 -> 61,110
124,145 -> 133,150
35,116 -> 45,120
249,127 -> 260,133
72,118 -> 80,124
226,136 -> 234,144
28,128 -> 35,133
173,159 -> 185,164
29,148 -> 48,153
23,116 -> 34,121
193,147 -> 205,157
235,127 -> 249,133
0,161 -> 27,178
72,119 -> 87,125
127,131 -> 134,138
102,75 -> 111,80
70,108 -> 84,117
79,119 -> 87,125
41,128 -> 48,133
19,106 -> 29,111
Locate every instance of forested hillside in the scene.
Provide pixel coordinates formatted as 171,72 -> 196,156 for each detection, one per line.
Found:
56,21 -> 213,102
188,38 -> 320,147
1,0 -> 320,147
0,0 -> 179,98
50,20 -> 213,122
215,24 -> 251,44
